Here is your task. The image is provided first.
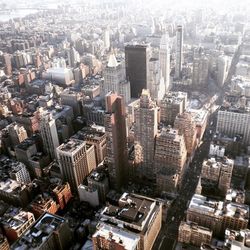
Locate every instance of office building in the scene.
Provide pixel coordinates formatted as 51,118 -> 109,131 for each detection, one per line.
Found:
102,53 -> 131,104
0,179 -> 30,207
148,58 -> 165,102
125,44 -> 150,98
154,127 -> 187,192
159,91 -> 187,126
93,223 -> 140,250
134,89 -> 158,178
192,51 -> 209,89
175,25 -> 183,79
72,127 -> 106,165
12,213 -> 72,250
174,112 -> 197,155
217,55 -> 230,86
40,112 -> 59,160
60,88 -> 84,117
178,221 -> 212,247
1,207 -> 35,242
78,185 -> 99,207
104,93 -> 128,190
3,53 -> 12,76
57,139 -> 96,192
7,123 -> 28,146
216,106 -> 250,146
67,47 -> 80,68
159,33 -> 170,91
87,170 -> 109,204
187,194 -> 249,236
95,192 -> 162,250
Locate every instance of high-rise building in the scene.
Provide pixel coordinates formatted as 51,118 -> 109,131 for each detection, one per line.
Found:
125,44 -> 150,98
104,93 -> 128,190
7,122 -> 28,146
102,53 -> 131,104
134,89 -> 158,179
57,139 -> 96,192
159,33 -> 170,91
148,58 -> 165,102
201,157 -> 233,196
40,112 -> 59,160
103,29 -> 110,50
159,91 -> 187,126
3,53 -> 12,76
217,55 -> 230,86
174,112 -> 197,155
216,106 -> 250,146
175,25 -> 183,79
192,50 -> 209,89
93,193 -> 162,250
154,127 -> 187,192
67,47 -> 80,68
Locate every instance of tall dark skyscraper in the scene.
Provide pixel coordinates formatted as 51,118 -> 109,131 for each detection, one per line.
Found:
104,93 -> 128,190
125,44 -> 150,98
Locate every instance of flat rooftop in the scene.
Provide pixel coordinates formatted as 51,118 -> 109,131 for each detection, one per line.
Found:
101,193 -> 160,233
93,223 -> 140,250
57,138 -> 85,153
12,213 -> 65,249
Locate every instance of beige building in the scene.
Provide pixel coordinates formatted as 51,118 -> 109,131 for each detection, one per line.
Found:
159,91 -> 187,126
12,213 -> 72,250
2,207 -> 35,242
174,112 -> 197,155
94,193 -> 162,250
187,194 -> 249,236
57,139 -> 96,192
178,221 -> 212,247
201,157 -> 233,196
217,107 -> 250,146
134,89 -> 159,179
154,127 -> 187,192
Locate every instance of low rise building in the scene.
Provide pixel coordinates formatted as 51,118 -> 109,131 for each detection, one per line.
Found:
1,207 -> 35,242
30,195 -> 59,218
178,221 -> 212,247
12,213 -> 72,250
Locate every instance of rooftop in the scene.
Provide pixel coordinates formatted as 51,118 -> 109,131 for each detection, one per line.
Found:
12,213 -> 65,249
93,223 -> 140,250
101,193 -> 160,233
57,138 -> 85,154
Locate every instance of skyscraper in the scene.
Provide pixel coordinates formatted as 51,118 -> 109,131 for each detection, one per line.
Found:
40,112 -> 59,160
134,89 -> 158,179
104,93 -> 128,190
160,34 -> 170,91
175,25 -> 183,79
125,44 -> 150,98
57,139 -> 96,192
102,53 -> 131,104
192,50 -> 209,89
148,58 -> 165,102
67,47 -> 80,68
174,112 -> 197,156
